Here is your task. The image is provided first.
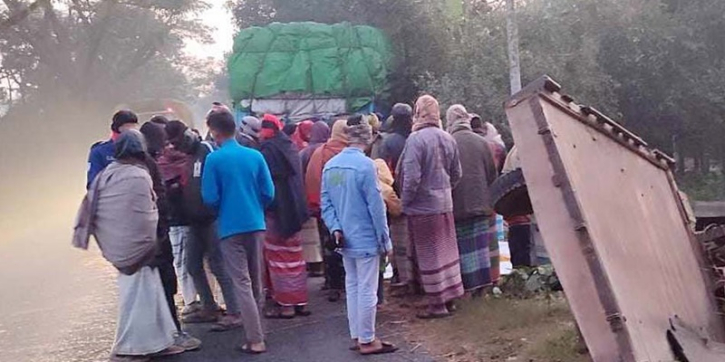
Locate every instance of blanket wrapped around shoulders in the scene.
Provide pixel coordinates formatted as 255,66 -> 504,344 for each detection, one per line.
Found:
73,162 -> 159,275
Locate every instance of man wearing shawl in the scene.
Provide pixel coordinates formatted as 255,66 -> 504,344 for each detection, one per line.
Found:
139,122 -> 201,351
397,95 -> 464,319
378,104 -> 414,290
447,105 -> 499,294
290,119 -> 314,150
300,121 -> 331,179
305,119 -> 349,302
259,114 -> 311,318
75,129 -> 183,361
298,120 -> 331,276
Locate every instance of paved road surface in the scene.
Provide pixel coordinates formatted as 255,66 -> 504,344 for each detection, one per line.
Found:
0,214 -> 433,362
176,277 -> 432,362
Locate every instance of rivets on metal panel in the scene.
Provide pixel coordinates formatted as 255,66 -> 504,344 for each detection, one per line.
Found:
606,313 -> 626,331
552,174 -> 563,187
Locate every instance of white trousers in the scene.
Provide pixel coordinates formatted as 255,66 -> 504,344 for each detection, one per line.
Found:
169,226 -> 198,305
113,266 -> 176,356
343,255 -> 380,344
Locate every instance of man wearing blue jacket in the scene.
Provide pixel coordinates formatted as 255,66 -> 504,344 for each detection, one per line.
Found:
201,108 -> 274,355
321,116 -> 398,356
86,110 -> 138,188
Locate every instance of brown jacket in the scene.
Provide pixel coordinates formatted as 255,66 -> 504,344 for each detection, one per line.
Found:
450,124 -> 498,220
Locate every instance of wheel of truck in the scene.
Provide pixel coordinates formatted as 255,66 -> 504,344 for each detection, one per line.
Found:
491,168 -> 533,217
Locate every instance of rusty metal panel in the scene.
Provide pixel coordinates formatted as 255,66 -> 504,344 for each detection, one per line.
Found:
505,76 -> 725,361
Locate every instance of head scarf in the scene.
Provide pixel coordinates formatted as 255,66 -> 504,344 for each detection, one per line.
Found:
115,129 -> 147,161
391,103 -> 413,137
483,122 -> 505,148
364,114 -> 380,131
241,116 -> 262,138
297,120 -> 314,140
262,114 -> 283,130
308,121 -> 331,144
413,95 -> 441,131
330,119 -> 349,143
446,104 -> 472,133
346,122 -> 373,146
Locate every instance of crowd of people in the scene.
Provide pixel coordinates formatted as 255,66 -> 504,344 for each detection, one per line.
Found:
72,94 -> 534,361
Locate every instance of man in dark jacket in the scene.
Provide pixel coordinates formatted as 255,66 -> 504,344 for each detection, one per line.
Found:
166,120 -> 242,333
379,104 -> 412,177
446,105 -> 499,294
139,122 -> 202,351
86,110 -> 138,188
259,114 -> 310,317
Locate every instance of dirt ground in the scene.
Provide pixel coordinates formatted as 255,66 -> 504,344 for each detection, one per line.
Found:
384,289 -> 592,362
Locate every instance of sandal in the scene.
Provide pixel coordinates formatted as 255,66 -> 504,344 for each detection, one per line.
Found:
328,290 -> 342,302
238,345 -> 266,355
264,309 -> 295,319
359,341 -> 398,355
295,306 -> 312,317
416,311 -> 452,320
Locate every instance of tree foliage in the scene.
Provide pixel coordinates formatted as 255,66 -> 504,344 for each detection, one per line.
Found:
0,0 -> 211,113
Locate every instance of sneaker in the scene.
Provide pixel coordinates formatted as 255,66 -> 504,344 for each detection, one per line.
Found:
182,308 -> 221,324
149,345 -> 185,357
174,332 -> 202,351
181,302 -> 203,316
210,313 -> 243,332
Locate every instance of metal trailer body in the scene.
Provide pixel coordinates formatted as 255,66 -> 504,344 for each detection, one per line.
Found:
504,76 -> 725,361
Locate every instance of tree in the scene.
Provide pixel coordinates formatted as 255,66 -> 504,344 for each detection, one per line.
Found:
0,0 -> 212,112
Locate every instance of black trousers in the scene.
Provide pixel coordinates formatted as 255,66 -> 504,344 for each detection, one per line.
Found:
316,217 -> 345,290
154,234 -> 181,332
508,224 -> 533,268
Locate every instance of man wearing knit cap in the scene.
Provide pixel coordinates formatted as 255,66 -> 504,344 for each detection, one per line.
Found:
86,110 -> 139,188
321,115 -> 397,355
236,115 -> 262,149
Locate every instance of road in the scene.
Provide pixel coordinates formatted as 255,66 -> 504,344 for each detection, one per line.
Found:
0,206 -> 433,362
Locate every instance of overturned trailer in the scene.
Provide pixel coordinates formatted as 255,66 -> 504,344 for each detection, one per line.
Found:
504,76 -> 725,361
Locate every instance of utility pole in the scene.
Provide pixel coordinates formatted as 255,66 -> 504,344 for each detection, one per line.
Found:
506,0 -> 522,95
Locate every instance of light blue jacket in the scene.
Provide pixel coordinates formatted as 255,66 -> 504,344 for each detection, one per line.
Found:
321,147 -> 392,258
201,139 -> 275,239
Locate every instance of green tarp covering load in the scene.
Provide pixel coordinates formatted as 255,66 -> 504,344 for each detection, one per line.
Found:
228,22 -> 392,111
